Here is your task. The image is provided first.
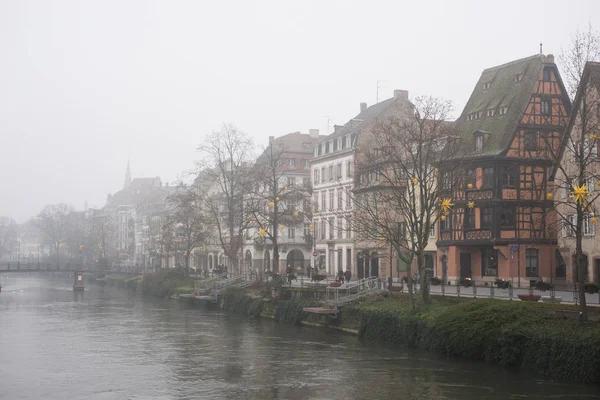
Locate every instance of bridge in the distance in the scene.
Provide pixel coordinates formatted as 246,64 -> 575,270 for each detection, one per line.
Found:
0,262 -> 140,275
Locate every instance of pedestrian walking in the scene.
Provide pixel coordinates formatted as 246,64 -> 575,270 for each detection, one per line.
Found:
306,264 -> 312,279
344,269 -> 351,283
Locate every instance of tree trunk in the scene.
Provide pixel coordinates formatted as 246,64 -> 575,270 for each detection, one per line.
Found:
418,251 -> 430,303
576,206 -> 588,321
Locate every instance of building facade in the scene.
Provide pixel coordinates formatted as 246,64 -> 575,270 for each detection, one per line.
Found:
437,54 -> 571,286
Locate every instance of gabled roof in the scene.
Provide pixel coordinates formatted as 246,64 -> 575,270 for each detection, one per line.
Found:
455,54 -> 552,156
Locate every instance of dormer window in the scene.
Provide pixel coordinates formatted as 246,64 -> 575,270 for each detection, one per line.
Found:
515,73 -> 523,82
543,69 -> 551,81
499,106 -> 508,115
467,114 -> 472,121
483,82 -> 491,91
475,111 -> 482,119
346,135 -> 351,148
474,133 -> 484,151
487,109 -> 495,117
333,140 -> 338,152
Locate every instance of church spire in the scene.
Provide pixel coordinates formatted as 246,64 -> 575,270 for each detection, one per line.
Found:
124,160 -> 131,188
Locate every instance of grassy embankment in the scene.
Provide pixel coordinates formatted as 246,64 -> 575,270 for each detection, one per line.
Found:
220,287 -> 600,384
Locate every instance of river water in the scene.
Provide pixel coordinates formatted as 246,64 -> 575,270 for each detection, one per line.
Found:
0,275 -> 598,400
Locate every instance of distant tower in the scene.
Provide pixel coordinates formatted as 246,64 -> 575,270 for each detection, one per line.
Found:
124,160 -> 132,189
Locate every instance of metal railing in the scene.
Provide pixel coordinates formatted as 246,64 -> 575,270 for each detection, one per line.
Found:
325,276 -> 387,306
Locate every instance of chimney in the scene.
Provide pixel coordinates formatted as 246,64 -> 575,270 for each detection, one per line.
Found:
360,102 -> 367,113
309,129 -> 319,138
334,125 -> 343,133
394,89 -> 409,100
546,54 -> 555,63
269,136 -> 275,144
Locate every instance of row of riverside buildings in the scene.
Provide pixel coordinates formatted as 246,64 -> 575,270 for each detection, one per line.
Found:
10,52 -> 599,287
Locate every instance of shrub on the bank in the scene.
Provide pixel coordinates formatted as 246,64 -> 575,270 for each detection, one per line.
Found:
357,298 -> 600,383
221,288 -> 263,318
535,281 -> 553,291
274,299 -> 320,325
585,283 -> 599,294
140,268 -> 194,298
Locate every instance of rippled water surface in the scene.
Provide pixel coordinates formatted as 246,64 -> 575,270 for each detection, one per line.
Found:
0,275 -> 598,400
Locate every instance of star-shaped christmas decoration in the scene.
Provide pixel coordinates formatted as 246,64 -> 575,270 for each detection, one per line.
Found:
571,184 -> 590,203
546,193 -> 553,200
467,201 -> 475,209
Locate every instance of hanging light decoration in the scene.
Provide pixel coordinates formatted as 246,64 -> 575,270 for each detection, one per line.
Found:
571,184 -> 590,203
467,201 -> 475,209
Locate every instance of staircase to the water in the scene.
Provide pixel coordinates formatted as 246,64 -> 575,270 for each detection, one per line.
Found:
325,276 -> 388,307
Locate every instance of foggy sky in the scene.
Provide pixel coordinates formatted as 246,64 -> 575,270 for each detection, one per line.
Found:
1,0 -> 599,223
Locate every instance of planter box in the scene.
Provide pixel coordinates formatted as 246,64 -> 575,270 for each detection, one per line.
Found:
518,294 -> 541,302
541,296 -> 563,303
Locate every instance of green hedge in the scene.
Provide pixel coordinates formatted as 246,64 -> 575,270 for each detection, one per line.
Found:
140,268 -> 194,298
357,298 -> 600,383
221,288 -> 264,318
274,299 -> 320,325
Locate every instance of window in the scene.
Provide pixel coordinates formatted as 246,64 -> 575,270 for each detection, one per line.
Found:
314,146 -> 319,157
286,159 -> 296,168
440,212 -> 451,231
482,248 -> 498,277
346,161 -> 352,178
321,167 -> 326,183
524,131 -> 537,150
541,99 -> 550,115
328,166 -> 333,182
483,82 -> 491,91
466,168 -> 476,188
475,134 -> 484,151
325,142 -> 330,154
467,114 -> 472,121
346,135 -> 351,149
313,193 -> 318,210
543,69 -> 551,81
329,217 -> 334,239
313,169 -> 319,184
567,214 -> 577,237
336,163 -> 342,179
515,73 -> 523,82
500,206 -> 516,227
487,109 -> 495,117
475,111 -> 482,119
482,207 -> 493,229
341,138 -> 346,150
429,222 -> 436,238
329,190 -> 334,210
346,187 -> 352,209
303,160 -> 309,169
375,169 -> 381,181
287,177 -> 295,187
465,208 -> 475,229
584,214 -> 596,237
482,167 -> 494,188
337,190 -> 343,209
313,221 -> 319,239
288,228 -> 295,239
321,220 -> 326,240
303,177 -> 310,187
333,140 -> 338,152
525,248 -> 538,277
338,218 -> 343,239
346,216 -> 352,238
338,138 -> 342,150
321,192 -> 326,211
499,106 -> 508,115
440,172 -> 452,190
501,165 -> 517,187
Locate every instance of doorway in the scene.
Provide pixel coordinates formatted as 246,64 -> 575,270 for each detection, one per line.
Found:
371,252 -> 379,277
460,252 -> 472,279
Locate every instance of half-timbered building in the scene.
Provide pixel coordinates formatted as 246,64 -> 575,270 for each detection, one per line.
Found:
437,54 -> 571,286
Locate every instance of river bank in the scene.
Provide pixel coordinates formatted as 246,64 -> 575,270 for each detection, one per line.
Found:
106,270 -> 600,384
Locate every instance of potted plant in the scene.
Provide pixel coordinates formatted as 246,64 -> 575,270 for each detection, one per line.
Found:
584,282 -> 599,294
535,281 -> 553,292
460,277 -> 473,287
518,294 -> 541,302
429,277 -> 442,286
494,278 -> 511,289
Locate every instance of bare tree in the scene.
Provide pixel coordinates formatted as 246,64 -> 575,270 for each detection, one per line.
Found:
247,141 -> 311,275
35,203 -> 75,269
0,217 -> 18,259
351,96 -> 458,308
549,27 -> 600,322
169,188 -> 212,275
195,124 -> 255,275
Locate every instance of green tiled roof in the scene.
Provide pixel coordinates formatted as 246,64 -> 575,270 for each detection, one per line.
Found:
455,54 -> 548,156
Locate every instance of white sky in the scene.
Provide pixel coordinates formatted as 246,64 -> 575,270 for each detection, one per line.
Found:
1,0 -> 599,222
